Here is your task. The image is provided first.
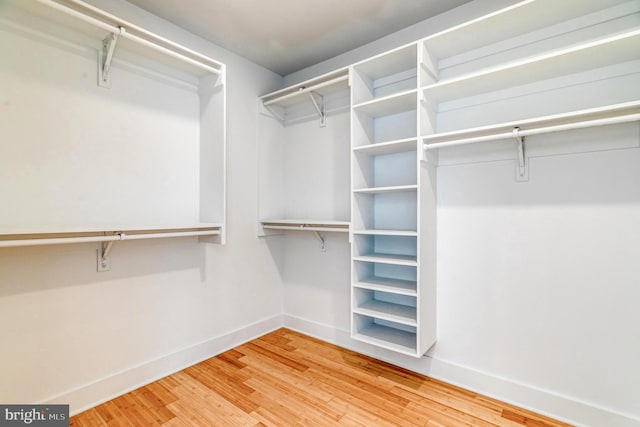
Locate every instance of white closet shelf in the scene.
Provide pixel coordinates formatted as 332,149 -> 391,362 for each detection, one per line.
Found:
260,219 -> 350,233
353,324 -> 416,355
352,138 -> 417,155
14,0 -> 224,78
0,224 -> 222,248
352,44 -> 417,81
353,185 -> 418,194
422,29 -> 640,103
353,277 -> 417,296
261,69 -> 349,108
421,0 -> 629,60
352,229 -> 417,237
353,253 -> 417,267
352,89 -> 417,117
422,101 -> 640,150
354,300 -> 417,326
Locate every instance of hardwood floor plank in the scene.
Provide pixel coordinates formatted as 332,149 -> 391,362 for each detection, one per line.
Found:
70,328 -> 572,427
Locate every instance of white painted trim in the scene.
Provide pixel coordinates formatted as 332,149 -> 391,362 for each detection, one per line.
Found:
283,314 -> 640,427
44,315 -> 284,416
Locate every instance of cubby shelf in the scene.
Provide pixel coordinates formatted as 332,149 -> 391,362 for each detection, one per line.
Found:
353,277 -> 417,296
353,253 -> 417,267
352,185 -> 417,194
352,90 -> 417,117
352,138 -> 417,155
354,300 -> 417,326
353,324 -> 417,356
352,230 -> 417,236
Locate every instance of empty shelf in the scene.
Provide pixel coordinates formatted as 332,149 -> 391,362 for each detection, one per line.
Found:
353,185 -> 418,194
352,90 -> 417,117
352,138 -> 418,155
353,277 -> 417,296
352,229 -> 417,236
353,324 -> 417,355
354,300 -> 417,326
353,253 -> 417,267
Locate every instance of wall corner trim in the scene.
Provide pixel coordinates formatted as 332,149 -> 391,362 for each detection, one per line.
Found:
45,315 -> 284,416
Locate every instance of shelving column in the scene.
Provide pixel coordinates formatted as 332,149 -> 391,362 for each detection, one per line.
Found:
350,43 -> 435,357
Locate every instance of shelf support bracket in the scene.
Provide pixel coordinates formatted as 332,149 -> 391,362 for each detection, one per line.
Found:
99,27 -> 124,88
307,91 -> 326,127
263,104 -> 285,123
513,127 -> 529,182
97,232 -> 123,272
312,230 -> 327,252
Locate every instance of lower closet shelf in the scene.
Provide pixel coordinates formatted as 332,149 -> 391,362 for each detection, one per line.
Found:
353,323 -> 417,355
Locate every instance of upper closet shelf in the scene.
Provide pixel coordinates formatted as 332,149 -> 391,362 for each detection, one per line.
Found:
0,224 -> 222,248
422,29 -> 640,103
10,0 -> 224,82
262,69 -> 349,108
422,101 -> 640,150
422,0 -> 633,59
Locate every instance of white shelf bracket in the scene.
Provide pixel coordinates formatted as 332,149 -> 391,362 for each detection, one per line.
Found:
513,127 -> 529,182
99,27 -> 124,88
307,90 -> 326,127
312,230 -> 327,252
97,232 -> 123,272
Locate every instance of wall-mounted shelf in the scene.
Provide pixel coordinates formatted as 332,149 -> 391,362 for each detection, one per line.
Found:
353,277 -> 417,296
352,321 -> 417,356
352,185 -> 418,194
352,138 -> 417,156
260,69 -> 349,126
353,253 -> 418,267
422,101 -> 640,150
260,219 -> 349,233
0,224 -> 222,248
422,29 -> 640,104
352,90 -> 417,117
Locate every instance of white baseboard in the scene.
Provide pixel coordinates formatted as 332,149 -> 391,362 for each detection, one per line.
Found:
46,315 -> 284,416
283,314 -> 640,427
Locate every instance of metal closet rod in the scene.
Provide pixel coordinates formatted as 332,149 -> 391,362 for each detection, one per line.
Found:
35,0 -> 222,75
0,230 -> 220,248
424,112 -> 640,150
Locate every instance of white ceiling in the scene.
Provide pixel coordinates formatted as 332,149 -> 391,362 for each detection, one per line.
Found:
125,0 -> 473,76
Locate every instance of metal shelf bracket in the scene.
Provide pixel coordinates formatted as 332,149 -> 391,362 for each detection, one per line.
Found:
97,232 -> 123,272
513,127 -> 529,182
313,230 -> 327,252
99,27 -> 124,88
307,90 -> 326,127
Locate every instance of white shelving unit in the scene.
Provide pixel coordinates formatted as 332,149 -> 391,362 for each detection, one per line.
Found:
258,69 -> 351,239
350,42 -> 435,358
0,0 -> 227,266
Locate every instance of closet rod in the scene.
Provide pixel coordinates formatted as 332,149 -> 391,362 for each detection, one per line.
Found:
35,0 -> 222,75
424,112 -> 640,150
0,230 -> 220,248
263,74 -> 349,106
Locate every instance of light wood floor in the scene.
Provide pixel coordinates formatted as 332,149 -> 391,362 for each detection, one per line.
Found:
70,328 -> 571,426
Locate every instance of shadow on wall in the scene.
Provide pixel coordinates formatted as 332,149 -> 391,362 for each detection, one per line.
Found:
0,237 -> 207,297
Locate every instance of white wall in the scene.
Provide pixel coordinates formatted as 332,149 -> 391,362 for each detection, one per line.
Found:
0,0 -> 285,414
280,1 -> 640,426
